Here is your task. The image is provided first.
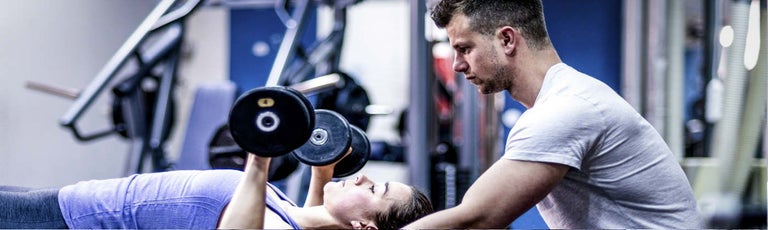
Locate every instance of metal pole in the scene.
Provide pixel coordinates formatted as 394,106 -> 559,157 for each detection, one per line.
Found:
622,0 -> 644,112
645,0 -> 668,134
665,0 -> 685,160
60,0 -> 175,127
460,80 -> 479,180
408,0 -> 434,196
265,0 -> 312,86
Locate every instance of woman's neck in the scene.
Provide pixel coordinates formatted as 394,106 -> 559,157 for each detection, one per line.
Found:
282,205 -> 347,229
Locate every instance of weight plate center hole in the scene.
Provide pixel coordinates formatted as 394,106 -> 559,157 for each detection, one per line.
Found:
310,129 -> 328,146
256,111 -> 280,132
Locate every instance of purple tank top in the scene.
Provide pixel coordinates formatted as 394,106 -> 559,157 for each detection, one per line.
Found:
58,170 -> 299,229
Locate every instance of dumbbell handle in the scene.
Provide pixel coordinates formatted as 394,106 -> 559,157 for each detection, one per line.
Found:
289,73 -> 344,96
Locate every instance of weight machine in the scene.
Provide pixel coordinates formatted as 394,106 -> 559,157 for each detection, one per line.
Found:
27,0 -> 371,176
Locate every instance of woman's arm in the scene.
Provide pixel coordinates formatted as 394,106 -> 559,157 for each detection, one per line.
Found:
303,148 -> 351,207
217,153 -> 270,229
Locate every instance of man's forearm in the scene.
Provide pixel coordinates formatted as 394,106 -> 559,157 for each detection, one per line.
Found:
404,204 -> 478,229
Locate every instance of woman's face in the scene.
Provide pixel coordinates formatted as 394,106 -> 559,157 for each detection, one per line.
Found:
323,175 -> 411,224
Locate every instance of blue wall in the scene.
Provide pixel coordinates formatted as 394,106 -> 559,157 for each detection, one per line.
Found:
508,0 -> 623,228
229,7 -> 317,95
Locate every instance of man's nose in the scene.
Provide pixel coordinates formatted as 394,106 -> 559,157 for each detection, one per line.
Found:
453,57 -> 468,73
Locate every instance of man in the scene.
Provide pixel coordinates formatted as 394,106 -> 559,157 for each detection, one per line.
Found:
404,0 -> 702,228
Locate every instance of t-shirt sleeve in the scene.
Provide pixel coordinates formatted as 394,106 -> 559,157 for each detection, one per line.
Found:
503,95 -> 604,170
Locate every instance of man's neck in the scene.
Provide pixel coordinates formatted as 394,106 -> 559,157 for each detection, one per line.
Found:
510,48 -> 561,108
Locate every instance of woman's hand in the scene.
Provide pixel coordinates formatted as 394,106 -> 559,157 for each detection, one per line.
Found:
304,147 -> 353,207
217,153 -> 270,229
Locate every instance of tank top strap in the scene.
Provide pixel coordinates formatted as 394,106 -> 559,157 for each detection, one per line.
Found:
265,183 -> 301,229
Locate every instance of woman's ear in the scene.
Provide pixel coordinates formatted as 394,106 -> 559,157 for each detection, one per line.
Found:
350,220 -> 378,230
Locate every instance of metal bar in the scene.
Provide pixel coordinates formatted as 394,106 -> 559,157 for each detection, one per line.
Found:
665,0 -> 685,160
126,139 -> 148,176
702,0 -> 724,157
122,91 -> 149,175
142,24 -> 184,67
713,0 -> 751,194
289,73 -> 343,95
25,80 -> 80,99
284,32 -> 344,84
621,0 -> 644,112
148,51 -> 179,172
460,75 -> 479,180
150,0 -> 203,31
408,0 -> 434,196
266,0 -> 312,86
645,0 -> 667,134
59,0 -> 175,128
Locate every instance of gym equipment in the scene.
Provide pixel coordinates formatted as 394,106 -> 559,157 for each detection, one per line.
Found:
35,0 -> 205,175
174,81 -> 237,170
228,88 -> 371,177
333,125 -> 370,177
315,72 -> 372,131
292,109 -> 369,178
292,110 -> 351,166
228,86 -> 315,157
29,0 -> 366,176
208,124 -> 299,182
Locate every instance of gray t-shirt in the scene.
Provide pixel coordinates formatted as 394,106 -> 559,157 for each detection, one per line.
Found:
504,63 -> 703,229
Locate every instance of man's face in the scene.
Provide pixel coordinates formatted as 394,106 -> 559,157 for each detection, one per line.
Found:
323,175 -> 411,224
446,14 -> 514,94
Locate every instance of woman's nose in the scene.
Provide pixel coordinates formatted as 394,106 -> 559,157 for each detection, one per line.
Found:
354,175 -> 370,185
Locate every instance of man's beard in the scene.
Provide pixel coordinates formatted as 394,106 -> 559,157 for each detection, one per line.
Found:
479,59 -> 514,94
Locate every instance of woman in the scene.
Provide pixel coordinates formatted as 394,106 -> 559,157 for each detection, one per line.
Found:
0,151 -> 433,229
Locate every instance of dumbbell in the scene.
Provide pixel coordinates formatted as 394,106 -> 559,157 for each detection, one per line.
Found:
292,109 -> 370,178
228,86 -> 370,177
229,86 -> 315,157
208,124 -> 299,182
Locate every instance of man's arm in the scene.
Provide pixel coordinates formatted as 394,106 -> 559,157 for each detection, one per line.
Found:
217,153 -> 270,229
404,159 -> 569,229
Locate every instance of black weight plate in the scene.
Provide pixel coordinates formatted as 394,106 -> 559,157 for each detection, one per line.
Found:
315,72 -> 371,131
207,124 -> 299,181
292,109 -> 351,166
229,87 -> 313,157
284,86 -> 315,133
334,125 -> 370,178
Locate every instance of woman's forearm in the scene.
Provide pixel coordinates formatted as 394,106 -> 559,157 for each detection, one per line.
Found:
218,154 -> 269,229
303,167 -> 333,207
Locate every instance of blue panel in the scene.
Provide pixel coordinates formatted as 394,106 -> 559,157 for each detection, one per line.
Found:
506,1 -> 622,229
542,0 -> 623,93
229,7 -> 317,95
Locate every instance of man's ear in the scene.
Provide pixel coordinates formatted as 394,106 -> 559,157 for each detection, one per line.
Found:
498,26 -> 517,55
350,220 -> 378,230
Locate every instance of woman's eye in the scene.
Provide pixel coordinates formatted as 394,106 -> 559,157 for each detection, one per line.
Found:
369,185 -> 375,194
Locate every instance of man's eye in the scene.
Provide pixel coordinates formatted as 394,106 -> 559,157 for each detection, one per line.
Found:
369,185 -> 375,194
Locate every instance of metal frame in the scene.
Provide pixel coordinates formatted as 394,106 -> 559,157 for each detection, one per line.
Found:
51,0 -> 355,175
57,0 -> 203,175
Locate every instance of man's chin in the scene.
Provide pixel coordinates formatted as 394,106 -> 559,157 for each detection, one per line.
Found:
478,88 -> 496,94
